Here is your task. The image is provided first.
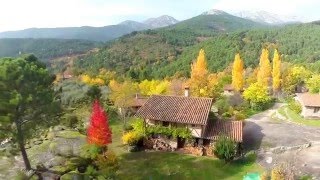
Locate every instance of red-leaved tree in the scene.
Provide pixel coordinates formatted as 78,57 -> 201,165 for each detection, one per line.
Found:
87,100 -> 112,146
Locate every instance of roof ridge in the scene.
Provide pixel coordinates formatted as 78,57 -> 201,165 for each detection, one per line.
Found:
151,94 -> 213,100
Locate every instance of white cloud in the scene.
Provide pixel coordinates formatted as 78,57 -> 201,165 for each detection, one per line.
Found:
212,0 -> 319,21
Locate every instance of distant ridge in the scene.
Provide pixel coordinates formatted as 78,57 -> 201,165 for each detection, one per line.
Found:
0,15 -> 179,42
233,10 -> 302,25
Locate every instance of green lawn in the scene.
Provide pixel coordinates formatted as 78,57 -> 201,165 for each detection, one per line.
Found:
108,119 -> 128,155
116,151 -> 262,180
108,119 -> 263,180
278,106 -> 320,127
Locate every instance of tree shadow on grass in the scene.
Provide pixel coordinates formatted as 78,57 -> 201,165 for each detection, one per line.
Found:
117,151 -> 261,180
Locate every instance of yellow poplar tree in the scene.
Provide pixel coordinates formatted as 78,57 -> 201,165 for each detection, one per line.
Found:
272,49 -> 281,92
189,49 -> 208,96
257,48 -> 271,86
232,53 -> 244,91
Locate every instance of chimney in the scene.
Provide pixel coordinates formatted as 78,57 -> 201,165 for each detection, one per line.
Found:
184,86 -> 190,97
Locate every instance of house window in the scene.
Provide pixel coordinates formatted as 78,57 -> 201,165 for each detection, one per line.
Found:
314,107 -> 320,113
191,124 -> 196,127
162,121 -> 169,127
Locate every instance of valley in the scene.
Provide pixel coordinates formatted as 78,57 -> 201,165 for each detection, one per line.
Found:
1,3 -> 320,180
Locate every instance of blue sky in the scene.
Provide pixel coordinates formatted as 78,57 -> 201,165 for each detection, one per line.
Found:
0,0 -> 319,32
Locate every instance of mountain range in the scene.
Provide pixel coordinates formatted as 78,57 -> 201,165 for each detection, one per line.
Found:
1,8 -> 318,74
0,15 -> 179,42
0,9 -> 305,42
233,10 -> 302,25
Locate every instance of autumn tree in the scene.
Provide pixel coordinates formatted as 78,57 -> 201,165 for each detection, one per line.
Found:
81,74 -> 105,86
87,100 -> 112,146
282,66 -> 312,94
109,80 -> 138,127
232,53 -> 244,91
306,74 -> 320,93
138,79 -> 171,96
257,48 -> 271,86
272,49 -> 281,93
189,49 -> 209,96
0,55 -> 60,170
243,82 -> 271,110
97,68 -> 116,85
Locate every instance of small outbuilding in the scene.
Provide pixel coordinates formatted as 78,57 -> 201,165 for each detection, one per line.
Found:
296,93 -> 320,119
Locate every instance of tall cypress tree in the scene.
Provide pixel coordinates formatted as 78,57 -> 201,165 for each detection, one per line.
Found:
272,49 -> 281,92
189,49 -> 208,96
232,53 -> 244,91
257,48 -> 271,86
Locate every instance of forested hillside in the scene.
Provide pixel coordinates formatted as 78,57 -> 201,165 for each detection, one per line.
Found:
168,12 -> 264,35
74,11 -> 265,78
75,23 -> 320,79
0,38 -> 101,60
159,24 -> 320,77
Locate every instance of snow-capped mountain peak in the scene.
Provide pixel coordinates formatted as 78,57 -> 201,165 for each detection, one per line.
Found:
233,10 -> 301,24
202,9 -> 227,15
143,15 -> 179,28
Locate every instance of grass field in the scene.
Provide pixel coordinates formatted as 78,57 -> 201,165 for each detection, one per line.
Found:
108,119 -> 263,180
278,106 -> 320,127
116,151 -> 262,180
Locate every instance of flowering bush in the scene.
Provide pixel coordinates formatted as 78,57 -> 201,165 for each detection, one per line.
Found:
122,131 -> 142,146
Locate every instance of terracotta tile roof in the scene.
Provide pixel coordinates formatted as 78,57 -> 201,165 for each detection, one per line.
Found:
296,93 -> 320,107
204,119 -> 243,142
136,95 -> 213,125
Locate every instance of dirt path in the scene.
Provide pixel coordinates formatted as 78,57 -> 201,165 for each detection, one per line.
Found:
243,103 -> 320,177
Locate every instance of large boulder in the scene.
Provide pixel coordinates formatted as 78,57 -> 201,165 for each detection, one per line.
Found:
48,156 -> 66,167
56,144 -> 73,157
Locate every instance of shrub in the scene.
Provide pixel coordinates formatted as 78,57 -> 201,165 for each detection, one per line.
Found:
146,125 -> 192,139
130,118 -> 144,134
80,144 -> 103,160
95,151 -> 119,171
122,131 -> 142,146
214,96 -> 230,115
172,127 -> 192,139
288,99 -> 302,114
124,124 -> 133,132
271,166 -> 286,180
213,135 -> 237,162
85,165 -> 98,176
234,111 -> 246,121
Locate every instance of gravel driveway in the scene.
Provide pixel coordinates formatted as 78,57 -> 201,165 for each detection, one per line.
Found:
243,103 -> 320,177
